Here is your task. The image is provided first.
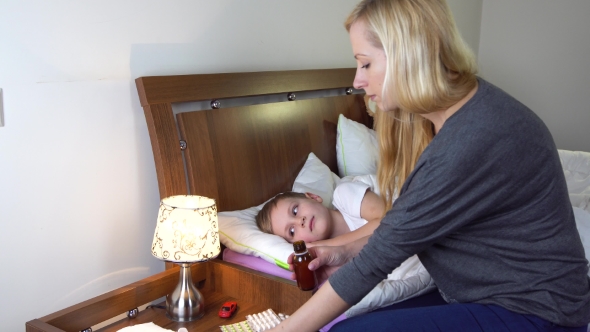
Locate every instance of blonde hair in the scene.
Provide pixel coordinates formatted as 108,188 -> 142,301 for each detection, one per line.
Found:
345,0 -> 478,209
255,192 -> 307,234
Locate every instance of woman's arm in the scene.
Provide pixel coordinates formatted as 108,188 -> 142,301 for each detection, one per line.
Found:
270,281 -> 349,332
276,239 -> 369,331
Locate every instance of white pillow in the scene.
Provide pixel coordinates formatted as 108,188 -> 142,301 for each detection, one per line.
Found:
218,152 -> 339,269
573,207 -> 590,274
336,114 -> 379,177
292,152 -> 340,209
558,149 -> 590,212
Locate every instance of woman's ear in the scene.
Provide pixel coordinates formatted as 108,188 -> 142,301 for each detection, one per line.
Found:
304,192 -> 323,203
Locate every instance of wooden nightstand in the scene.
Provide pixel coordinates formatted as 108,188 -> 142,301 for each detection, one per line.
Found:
96,291 -> 269,332
26,260 -> 311,332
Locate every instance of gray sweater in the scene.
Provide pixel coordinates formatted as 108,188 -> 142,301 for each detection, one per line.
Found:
329,78 -> 590,327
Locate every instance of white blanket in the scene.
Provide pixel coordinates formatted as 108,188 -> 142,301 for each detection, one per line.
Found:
346,255 -> 435,317
559,149 -> 590,212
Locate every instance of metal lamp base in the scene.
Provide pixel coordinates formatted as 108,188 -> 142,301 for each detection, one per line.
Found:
166,262 -> 205,322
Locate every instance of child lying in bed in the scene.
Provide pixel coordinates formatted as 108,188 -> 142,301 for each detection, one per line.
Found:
256,181 -> 435,320
255,181 -> 385,247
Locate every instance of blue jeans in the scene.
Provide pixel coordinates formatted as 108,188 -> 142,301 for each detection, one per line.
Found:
330,291 -> 587,332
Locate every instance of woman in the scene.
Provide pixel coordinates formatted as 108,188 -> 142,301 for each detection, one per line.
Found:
270,0 -> 590,331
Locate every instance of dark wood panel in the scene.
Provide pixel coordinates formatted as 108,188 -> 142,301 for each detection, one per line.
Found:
136,68 -> 356,106
25,320 -> 64,332
143,102 -> 187,199
178,94 -> 368,211
208,261 -> 312,315
177,111 -> 219,202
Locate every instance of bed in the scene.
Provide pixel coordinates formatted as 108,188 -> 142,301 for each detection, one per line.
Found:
25,68 -> 590,332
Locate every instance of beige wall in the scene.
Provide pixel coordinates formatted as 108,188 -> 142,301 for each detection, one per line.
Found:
478,0 -> 590,151
448,0 -> 483,58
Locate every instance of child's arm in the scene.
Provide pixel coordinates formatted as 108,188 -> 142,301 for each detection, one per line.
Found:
309,190 -> 384,247
359,189 -> 385,223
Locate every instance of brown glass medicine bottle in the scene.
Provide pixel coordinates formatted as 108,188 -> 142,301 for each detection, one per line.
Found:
292,240 -> 317,291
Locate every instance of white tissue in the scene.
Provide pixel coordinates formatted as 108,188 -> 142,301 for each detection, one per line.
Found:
116,322 -> 174,332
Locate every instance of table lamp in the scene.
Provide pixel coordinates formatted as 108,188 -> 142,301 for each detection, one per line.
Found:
151,195 -> 220,322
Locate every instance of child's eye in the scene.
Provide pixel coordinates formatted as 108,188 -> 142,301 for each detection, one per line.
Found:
292,206 -> 298,216
289,226 -> 295,237
361,63 -> 370,69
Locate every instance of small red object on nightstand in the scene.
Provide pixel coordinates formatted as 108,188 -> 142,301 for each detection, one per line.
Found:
219,301 -> 237,318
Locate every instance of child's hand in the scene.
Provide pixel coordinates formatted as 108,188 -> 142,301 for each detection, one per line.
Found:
305,241 -> 320,248
306,238 -> 339,247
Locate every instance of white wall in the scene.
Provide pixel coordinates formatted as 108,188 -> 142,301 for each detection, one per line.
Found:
447,0 -> 482,59
0,1 -> 481,330
478,0 -> 590,152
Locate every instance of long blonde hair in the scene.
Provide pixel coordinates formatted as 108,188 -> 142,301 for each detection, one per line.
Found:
345,0 -> 478,210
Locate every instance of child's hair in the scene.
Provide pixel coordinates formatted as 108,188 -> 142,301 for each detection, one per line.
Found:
256,192 -> 308,234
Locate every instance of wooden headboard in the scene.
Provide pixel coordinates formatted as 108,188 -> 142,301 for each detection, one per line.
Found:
135,69 -> 372,212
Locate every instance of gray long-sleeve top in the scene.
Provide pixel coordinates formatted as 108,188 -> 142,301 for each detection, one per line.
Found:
329,78 -> 590,327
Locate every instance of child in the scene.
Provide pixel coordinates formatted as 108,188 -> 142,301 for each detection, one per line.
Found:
256,181 -> 385,246
257,181 -> 435,320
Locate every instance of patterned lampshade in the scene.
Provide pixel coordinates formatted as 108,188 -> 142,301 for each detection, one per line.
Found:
151,195 -> 220,263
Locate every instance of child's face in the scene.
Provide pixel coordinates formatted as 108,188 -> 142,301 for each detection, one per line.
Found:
270,195 -> 332,243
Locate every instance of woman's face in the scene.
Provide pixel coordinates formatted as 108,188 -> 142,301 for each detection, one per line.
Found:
349,20 -> 395,111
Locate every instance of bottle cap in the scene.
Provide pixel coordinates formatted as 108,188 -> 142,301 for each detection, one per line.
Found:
293,240 -> 307,253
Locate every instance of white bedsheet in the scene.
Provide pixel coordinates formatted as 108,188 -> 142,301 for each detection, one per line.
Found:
346,255 -> 435,317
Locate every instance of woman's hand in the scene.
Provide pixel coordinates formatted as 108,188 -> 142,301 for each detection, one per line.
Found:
287,245 -> 352,285
267,280 -> 350,332
275,240 -> 366,332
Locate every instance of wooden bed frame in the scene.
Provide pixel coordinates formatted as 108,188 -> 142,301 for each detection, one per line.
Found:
26,68 -> 372,331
